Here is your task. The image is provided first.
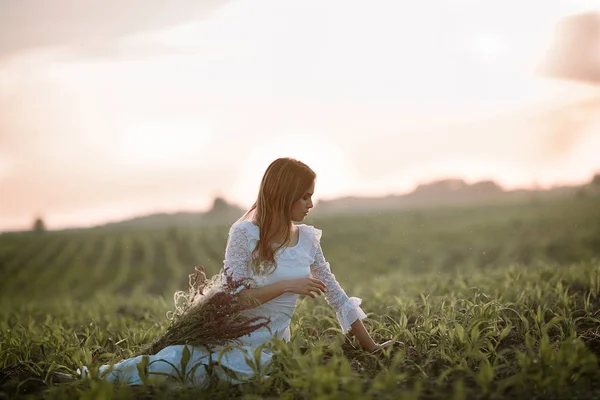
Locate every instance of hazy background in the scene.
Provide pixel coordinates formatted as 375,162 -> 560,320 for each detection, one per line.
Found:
1,0 -> 599,231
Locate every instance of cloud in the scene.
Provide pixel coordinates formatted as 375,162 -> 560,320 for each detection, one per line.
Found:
0,0 -> 232,58
535,96 -> 600,159
538,11 -> 600,85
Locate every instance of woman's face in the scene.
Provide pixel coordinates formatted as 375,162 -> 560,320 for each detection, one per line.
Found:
290,180 -> 315,222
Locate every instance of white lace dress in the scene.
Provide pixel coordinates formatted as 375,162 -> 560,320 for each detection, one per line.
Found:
93,221 -> 367,386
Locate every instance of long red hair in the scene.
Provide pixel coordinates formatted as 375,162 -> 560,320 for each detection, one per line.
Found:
239,157 -> 316,274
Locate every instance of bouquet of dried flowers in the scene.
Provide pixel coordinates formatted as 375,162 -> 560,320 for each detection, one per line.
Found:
133,265 -> 270,357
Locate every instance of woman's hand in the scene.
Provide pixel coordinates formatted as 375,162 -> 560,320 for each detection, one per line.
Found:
283,277 -> 326,298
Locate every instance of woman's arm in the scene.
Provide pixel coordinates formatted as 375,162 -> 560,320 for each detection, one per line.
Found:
309,228 -> 395,352
241,278 -> 394,352
239,277 -> 326,308
309,242 -> 374,346
349,319 -> 395,353
238,281 -> 287,306
350,318 -> 378,352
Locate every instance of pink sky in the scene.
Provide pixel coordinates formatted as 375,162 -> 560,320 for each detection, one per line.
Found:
1,0 -> 599,231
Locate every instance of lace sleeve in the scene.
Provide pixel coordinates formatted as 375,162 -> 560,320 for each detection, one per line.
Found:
309,228 -> 367,334
221,222 -> 258,294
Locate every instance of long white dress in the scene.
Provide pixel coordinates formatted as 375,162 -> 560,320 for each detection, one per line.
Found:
93,221 -> 367,386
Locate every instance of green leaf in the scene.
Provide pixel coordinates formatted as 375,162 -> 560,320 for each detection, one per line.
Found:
498,324 -> 512,342
455,324 -> 465,342
135,355 -> 150,385
180,345 -> 191,379
470,324 -> 480,343
98,352 -> 116,360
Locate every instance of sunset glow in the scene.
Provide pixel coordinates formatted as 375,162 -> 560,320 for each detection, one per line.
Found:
1,0 -> 599,231
119,120 -> 212,166
232,133 -> 352,206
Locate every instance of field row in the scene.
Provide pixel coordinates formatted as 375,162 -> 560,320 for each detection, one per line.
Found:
0,229 -> 228,300
0,197 -> 599,301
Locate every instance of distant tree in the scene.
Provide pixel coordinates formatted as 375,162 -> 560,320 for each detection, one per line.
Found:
210,197 -> 230,214
32,216 -> 46,232
592,173 -> 600,186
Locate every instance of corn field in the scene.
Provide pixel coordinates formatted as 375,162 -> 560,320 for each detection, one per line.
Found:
1,196 -> 599,399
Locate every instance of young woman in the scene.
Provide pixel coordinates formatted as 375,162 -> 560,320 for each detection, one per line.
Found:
82,157 -> 393,386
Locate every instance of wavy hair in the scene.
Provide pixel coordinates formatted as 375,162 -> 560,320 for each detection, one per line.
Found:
238,157 -> 316,274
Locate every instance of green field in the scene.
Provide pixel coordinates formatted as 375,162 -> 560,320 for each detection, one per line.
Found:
1,196 -> 600,399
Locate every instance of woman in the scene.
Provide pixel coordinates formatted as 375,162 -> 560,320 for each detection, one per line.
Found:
82,157 -> 393,386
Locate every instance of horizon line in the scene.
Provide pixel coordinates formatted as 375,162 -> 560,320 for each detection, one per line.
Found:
2,173 -> 597,233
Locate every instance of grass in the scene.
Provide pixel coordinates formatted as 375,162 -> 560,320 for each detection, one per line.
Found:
1,195 -> 599,399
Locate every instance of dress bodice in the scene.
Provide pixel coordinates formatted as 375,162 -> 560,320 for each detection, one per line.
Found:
225,222 -> 313,345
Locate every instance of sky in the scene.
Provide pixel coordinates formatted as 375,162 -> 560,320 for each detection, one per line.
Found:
1,0 -> 599,231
